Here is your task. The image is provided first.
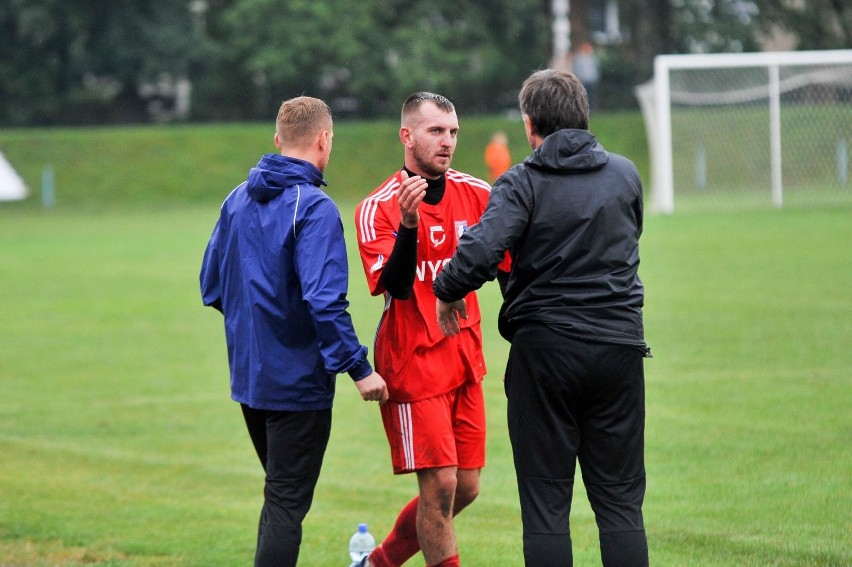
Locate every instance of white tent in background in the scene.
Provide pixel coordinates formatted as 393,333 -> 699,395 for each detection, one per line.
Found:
0,151 -> 27,201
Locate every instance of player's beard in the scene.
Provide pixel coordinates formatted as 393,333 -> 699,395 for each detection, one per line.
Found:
412,143 -> 453,178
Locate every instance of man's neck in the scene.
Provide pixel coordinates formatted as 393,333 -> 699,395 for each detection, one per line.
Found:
403,166 -> 446,205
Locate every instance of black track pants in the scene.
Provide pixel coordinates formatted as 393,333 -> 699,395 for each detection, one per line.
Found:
241,404 -> 332,567
505,327 -> 648,567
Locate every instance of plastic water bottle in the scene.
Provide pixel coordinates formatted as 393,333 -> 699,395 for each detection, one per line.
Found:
348,523 -> 376,565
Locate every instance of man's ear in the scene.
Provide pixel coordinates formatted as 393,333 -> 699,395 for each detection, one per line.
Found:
399,126 -> 412,146
274,132 -> 283,151
523,115 -> 535,139
318,130 -> 330,152
523,114 -> 541,148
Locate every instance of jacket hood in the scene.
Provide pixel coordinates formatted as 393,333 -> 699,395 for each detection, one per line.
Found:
525,129 -> 608,173
246,153 -> 327,203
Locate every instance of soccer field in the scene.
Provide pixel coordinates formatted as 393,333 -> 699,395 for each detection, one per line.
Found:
0,201 -> 849,566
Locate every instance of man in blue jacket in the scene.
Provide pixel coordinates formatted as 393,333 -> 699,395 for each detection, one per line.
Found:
434,70 -> 650,566
200,96 -> 387,567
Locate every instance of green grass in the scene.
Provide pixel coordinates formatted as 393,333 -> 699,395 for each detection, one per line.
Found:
0,119 -> 850,565
0,112 -> 649,210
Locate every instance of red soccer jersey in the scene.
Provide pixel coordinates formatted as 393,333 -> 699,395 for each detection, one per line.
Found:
356,169 -> 502,402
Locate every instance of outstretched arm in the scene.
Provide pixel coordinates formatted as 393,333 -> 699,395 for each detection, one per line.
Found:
436,298 -> 468,337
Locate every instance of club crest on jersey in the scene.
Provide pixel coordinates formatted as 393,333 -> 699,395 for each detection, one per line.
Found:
429,225 -> 446,247
454,220 -> 469,239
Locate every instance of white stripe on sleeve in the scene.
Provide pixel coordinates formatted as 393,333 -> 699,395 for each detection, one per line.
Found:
358,178 -> 399,243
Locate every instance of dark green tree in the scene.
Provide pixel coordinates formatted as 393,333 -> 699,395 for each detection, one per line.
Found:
199,0 -> 548,119
753,0 -> 851,50
0,0 -> 203,125
5,0 -> 846,125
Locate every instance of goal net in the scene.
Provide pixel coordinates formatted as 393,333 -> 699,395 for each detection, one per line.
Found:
635,50 -> 852,213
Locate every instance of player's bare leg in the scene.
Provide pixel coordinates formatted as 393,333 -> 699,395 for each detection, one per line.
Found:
453,468 -> 480,513
416,466 -> 458,565
366,469 -> 479,566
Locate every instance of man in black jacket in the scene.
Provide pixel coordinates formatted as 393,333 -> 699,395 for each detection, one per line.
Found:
433,69 -> 650,567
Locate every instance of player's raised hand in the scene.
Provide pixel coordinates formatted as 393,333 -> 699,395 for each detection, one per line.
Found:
436,298 -> 467,337
398,169 -> 427,228
355,371 -> 389,405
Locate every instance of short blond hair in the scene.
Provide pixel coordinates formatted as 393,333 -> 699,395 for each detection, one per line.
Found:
275,97 -> 332,147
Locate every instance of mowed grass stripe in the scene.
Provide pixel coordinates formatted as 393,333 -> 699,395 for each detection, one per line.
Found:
0,127 -> 849,565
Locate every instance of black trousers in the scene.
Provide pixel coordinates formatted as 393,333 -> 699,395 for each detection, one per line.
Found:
505,327 -> 648,567
241,404 -> 332,567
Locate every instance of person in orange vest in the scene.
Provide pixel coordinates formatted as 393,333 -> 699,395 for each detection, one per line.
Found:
484,131 -> 511,182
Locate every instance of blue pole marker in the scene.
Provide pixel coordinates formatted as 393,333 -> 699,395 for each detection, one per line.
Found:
838,139 -> 847,187
41,164 -> 55,209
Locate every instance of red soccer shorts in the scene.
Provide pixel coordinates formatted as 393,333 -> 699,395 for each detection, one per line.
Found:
380,381 -> 486,474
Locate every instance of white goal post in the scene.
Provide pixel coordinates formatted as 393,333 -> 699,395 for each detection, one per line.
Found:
636,50 -> 852,213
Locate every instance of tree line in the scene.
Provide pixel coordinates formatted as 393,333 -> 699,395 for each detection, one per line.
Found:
1,0 -> 848,126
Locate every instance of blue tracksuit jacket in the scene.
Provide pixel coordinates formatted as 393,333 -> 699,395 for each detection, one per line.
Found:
200,153 -> 372,411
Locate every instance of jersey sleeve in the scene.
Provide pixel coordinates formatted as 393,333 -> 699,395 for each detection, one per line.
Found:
355,176 -> 402,296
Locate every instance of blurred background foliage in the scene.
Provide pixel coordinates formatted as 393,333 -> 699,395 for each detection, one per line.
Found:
1,0 -> 849,126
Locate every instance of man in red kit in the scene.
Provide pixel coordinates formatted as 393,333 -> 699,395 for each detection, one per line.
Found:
354,92 -> 510,567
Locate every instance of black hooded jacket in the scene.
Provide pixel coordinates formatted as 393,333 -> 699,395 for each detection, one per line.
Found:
433,129 -> 648,352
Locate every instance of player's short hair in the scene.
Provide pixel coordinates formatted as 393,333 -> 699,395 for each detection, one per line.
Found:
519,69 -> 589,137
275,96 -> 332,147
401,92 -> 455,126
